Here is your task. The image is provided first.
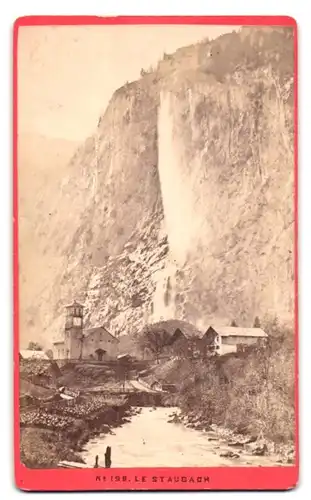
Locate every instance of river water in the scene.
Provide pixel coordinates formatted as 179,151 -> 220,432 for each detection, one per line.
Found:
81,407 -> 285,468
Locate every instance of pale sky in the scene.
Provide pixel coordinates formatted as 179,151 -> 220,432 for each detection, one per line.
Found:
18,25 -> 238,141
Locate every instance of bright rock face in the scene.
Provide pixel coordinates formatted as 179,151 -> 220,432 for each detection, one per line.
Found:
19,27 -> 295,347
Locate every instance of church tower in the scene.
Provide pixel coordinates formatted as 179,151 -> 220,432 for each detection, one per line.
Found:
64,300 -> 84,359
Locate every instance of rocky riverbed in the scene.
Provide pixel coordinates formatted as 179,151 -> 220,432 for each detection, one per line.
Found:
81,407 -> 294,468
20,395 -> 295,469
167,409 -> 295,465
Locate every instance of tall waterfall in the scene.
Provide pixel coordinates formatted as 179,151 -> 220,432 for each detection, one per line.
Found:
157,92 -> 204,267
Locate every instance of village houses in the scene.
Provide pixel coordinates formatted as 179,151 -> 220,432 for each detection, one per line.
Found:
19,350 -> 49,361
201,325 -> 268,355
167,324 -> 268,357
52,300 -> 267,361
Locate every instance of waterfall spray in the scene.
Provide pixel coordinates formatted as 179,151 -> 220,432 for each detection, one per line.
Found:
151,262 -> 178,322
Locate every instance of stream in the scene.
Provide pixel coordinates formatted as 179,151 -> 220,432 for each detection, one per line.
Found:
81,407 -> 286,468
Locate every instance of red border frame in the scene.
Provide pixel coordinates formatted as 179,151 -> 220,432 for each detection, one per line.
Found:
13,15 -> 299,491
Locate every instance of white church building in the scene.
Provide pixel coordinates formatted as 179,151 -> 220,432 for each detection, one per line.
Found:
53,301 -> 119,361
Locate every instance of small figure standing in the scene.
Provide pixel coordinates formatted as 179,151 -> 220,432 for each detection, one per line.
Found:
94,455 -> 99,468
105,446 -> 112,468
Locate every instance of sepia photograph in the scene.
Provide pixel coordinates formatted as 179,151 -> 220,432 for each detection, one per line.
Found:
16,20 -> 296,475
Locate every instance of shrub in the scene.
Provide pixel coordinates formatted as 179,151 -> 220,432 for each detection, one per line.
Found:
174,320 -> 295,444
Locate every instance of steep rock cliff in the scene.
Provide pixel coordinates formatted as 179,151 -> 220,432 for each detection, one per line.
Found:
19,27 -> 295,346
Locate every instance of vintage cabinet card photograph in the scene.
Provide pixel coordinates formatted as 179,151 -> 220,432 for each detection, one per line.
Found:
13,15 -> 298,491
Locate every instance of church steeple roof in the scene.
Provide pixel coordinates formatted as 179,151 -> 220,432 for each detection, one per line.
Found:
65,300 -> 84,309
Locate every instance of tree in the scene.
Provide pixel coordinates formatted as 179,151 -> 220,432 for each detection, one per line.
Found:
45,349 -> 53,360
230,320 -> 238,327
253,316 -> 261,328
136,326 -> 171,364
27,341 -> 43,351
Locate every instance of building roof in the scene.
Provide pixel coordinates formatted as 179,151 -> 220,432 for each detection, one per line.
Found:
150,320 -> 203,340
84,326 -> 119,342
171,327 -> 202,341
20,350 -> 49,360
117,353 -> 132,360
65,300 -> 84,308
53,340 -> 65,345
207,326 -> 268,338
60,393 -> 74,401
150,380 -> 161,387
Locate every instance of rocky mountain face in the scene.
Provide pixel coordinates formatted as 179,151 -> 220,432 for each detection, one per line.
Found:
19,27 -> 295,348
